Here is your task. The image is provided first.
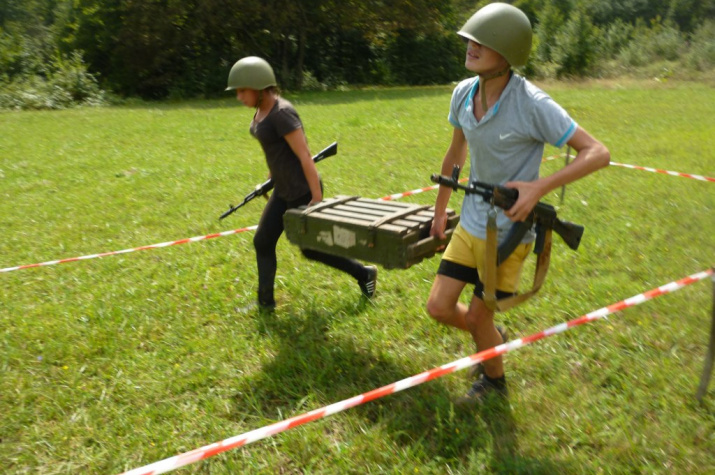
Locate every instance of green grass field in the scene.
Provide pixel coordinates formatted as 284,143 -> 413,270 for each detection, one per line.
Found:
1,79 -> 714,474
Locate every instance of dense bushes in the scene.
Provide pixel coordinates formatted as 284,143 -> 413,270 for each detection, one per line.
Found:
0,0 -> 713,108
619,20 -> 686,67
0,1 -> 108,110
0,50 -> 107,110
529,15 -> 714,79
685,20 -> 715,71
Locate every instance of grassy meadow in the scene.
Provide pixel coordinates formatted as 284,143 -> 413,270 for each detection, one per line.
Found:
1,79 -> 714,474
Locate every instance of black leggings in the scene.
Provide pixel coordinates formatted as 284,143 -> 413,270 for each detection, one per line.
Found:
253,190 -> 367,305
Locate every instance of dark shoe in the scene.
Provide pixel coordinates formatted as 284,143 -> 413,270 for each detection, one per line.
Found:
258,288 -> 275,308
468,325 -> 509,379
236,300 -> 275,314
455,373 -> 508,407
258,301 -> 276,312
358,265 -> 378,298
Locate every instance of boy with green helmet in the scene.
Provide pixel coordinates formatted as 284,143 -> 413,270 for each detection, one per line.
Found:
226,57 -> 378,309
426,3 -> 610,404
456,2 -> 532,114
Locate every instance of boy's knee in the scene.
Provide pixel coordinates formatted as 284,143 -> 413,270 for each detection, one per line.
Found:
426,295 -> 449,322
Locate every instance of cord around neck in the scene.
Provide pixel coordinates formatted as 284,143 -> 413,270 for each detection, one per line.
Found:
478,66 -> 510,113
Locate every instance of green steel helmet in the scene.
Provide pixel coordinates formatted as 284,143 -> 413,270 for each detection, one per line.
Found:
225,56 -> 277,91
458,2 -> 533,67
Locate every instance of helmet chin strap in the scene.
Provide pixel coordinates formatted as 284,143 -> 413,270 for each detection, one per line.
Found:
478,66 -> 510,113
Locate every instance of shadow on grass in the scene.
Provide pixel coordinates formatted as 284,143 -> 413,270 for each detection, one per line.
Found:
363,379 -> 572,473
475,397 -> 570,474
229,300 -> 572,473
233,299 -> 404,415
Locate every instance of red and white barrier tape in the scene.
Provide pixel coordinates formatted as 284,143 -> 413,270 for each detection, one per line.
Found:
379,178 -> 469,201
609,162 -> 715,182
0,178 -> 463,274
3,156 -> 712,274
0,226 -> 257,273
542,154 -> 715,182
120,267 -> 713,475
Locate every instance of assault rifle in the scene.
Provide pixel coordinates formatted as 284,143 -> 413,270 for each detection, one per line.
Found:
219,141 -> 338,220
430,166 -> 584,264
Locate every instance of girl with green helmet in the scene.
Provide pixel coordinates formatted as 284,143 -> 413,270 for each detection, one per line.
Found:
426,3 -> 610,404
226,57 -> 377,309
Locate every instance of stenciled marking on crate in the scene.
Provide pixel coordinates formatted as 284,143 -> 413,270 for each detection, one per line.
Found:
317,231 -> 333,246
333,226 -> 356,249
315,226 -> 357,249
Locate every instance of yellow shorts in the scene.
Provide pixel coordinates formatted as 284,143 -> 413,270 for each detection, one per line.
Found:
441,223 -> 532,294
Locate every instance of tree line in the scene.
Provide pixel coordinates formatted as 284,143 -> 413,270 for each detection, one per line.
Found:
1,0 -> 713,108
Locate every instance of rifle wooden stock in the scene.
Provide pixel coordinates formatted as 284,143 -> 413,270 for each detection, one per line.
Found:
548,213 -> 583,250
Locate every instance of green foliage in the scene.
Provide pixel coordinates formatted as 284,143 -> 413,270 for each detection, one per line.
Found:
527,0 -> 714,79
666,0 -> 715,32
551,7 -> 601,78
385,30 -> 465,86
299,70 -> 329,92
0,21 -> 52,81
619,18 -> 687,67
0,49 -> 106,110
599,19 -> 636,60
534,1 -> 566,63
1,0 -> 714,98
581,0 -> 714,32
685,20 -> 715,71
0,27 -> 22,80
304,29 -> 386,87
585,0 -> 671,26
61,0 -> 263,98
0,1 -> 106,109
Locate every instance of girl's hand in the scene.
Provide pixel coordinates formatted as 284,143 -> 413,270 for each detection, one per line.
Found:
308,191 -> 323,207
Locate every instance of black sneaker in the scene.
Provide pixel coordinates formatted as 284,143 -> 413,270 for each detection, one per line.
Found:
236,301 -> 275,314
455,373 -> 508,407
468,325 -> 509,379
358,265 -> 378,298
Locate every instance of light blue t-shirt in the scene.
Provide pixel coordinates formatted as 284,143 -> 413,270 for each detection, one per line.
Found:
448,74 -> 577,243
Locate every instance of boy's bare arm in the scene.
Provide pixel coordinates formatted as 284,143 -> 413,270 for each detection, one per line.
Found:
432,128 -> 468,239
505,126 -> 610,222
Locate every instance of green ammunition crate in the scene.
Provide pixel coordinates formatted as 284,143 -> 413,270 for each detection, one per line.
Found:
283,195 -> 459,269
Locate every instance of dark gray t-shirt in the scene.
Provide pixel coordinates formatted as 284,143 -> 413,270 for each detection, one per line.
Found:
250,97 -> 311,201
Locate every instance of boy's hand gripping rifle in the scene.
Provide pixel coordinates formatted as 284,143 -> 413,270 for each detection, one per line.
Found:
219,142 -> 338,220
430,166 -> 585,311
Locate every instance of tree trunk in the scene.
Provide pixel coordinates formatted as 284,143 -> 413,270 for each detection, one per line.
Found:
295,25 -> 306,90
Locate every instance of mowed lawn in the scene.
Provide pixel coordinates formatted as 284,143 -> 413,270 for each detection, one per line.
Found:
1,80 -> 714,474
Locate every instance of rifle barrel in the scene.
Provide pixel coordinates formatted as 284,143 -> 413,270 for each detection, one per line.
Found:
219,141 -> 338,220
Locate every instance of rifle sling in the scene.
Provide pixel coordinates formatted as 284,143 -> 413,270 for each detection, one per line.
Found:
484,209 -> 499,309
483,221 -> 552,312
